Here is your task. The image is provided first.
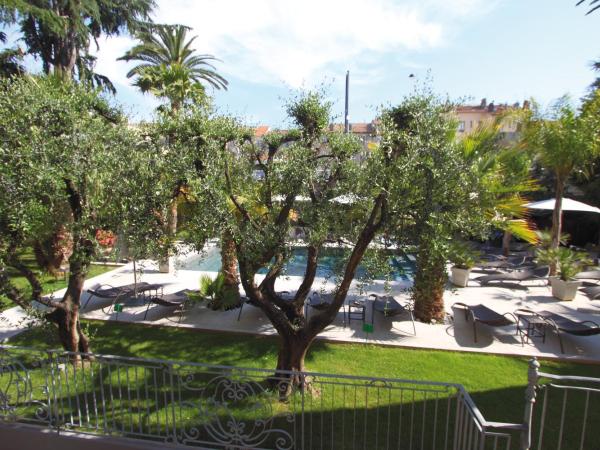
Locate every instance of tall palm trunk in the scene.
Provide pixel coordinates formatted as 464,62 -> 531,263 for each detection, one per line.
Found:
502,231 -> 512,257
413,246 -> 447,323
550,177 -> 565,275
412,167 -> 446,322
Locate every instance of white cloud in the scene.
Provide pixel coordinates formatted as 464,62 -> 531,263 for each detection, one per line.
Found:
90,0 -> 495,102
151,0 -> 448,87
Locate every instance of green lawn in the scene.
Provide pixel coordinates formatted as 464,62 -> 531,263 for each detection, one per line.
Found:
1,251 -> 118,311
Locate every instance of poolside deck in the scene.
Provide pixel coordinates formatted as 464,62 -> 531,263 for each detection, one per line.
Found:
4,257 -> 600,362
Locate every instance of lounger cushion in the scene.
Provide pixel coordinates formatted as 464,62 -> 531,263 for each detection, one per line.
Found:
537,310 -> 600,336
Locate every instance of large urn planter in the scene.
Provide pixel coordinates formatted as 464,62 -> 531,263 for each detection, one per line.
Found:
450,266 -> 471,287
550,278 -> 581,301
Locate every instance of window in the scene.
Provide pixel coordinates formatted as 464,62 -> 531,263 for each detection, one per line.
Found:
458,121 -> 465,132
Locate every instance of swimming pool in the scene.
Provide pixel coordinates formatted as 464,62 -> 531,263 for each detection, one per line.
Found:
181,247 -> 415,282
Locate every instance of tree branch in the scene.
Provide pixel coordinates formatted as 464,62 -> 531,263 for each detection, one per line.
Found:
294,245 -> 318,306
307,192 -> 387,337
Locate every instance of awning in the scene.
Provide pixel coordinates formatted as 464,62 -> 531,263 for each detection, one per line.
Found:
525,198 -> 600,214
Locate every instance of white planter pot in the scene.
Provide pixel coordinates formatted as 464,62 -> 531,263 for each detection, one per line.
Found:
550,278 -> 581,301
450,267 -> 471,287
158,257 -> 172,273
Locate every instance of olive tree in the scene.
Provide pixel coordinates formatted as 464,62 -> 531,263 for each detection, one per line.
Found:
0,76 -> 162,356
381,93 -> 536,323
181,90 -> 412,391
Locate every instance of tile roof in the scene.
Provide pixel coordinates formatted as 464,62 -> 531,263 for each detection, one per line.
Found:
254,125 -> 270,137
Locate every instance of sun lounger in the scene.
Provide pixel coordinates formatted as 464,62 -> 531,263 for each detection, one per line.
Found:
453,303 -> 517,342
143,289 -> 198,322
582,285 -> 600,300
84,282 -> 166,311
474,256 -> 528,271
237,291 -> 293,321
369,294 -> 416,335
516,309 -> 600,353
575,270 -> 600,283
474,266 -> 549,286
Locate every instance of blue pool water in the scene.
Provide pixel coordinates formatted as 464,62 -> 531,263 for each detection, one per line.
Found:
182,247 -> 415,282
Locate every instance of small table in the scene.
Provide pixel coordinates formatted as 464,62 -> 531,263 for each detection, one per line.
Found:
516,314 -> 547,345
346,300 -> 366,325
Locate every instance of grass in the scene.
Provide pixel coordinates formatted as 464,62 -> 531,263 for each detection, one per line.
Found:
7,321 -> 600,449
0,250 -> 118,311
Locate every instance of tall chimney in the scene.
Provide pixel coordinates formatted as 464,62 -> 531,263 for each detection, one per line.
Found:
344,70 -> 350,134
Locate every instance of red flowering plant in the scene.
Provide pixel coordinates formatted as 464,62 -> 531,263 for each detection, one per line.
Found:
95,229 -> 116,248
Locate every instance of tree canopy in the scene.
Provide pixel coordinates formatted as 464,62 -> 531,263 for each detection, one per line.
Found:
1,0 -> 156,92
0,75 -> 169,354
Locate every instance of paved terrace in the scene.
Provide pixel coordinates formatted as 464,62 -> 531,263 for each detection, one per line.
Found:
3,255 -> 600,362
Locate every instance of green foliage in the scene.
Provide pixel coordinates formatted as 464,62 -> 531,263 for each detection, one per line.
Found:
285,90 -> 332,141
525,96 -> 600,182
448,241 -> 479,269
521,97 -> 600,249
536,230 -> 570,249
0,47 -> 25,77
536,247 -> 591,281
197,273 -> 240,310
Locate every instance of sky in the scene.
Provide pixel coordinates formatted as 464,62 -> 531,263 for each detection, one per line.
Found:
3,0 -> 600,127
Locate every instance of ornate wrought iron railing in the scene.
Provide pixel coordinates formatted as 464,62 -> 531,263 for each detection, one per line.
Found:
3,345 -> 591,450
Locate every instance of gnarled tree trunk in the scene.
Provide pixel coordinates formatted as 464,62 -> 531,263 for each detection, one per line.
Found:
45,178 -> 94,360
46,259 -> 91,359
273,332 -> 313,397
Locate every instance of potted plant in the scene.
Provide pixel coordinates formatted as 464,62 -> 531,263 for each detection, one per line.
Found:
536,247 -> 591,300
449,242 -> 478,287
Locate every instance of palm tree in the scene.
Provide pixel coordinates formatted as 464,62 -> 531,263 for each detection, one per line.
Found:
119,24 -> 228,111
523,98 -> 600,268
2,0 -> 155,91
459,113 -> 539,255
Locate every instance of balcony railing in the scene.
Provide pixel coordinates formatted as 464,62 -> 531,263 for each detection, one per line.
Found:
1,345 -> 596,450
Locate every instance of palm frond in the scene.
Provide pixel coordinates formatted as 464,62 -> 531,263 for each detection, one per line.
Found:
120,23 -> 228,106
576,0 -> 600,14
504,219 -> 539,244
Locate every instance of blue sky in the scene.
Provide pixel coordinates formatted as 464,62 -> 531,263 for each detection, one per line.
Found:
3,0 -> 599,126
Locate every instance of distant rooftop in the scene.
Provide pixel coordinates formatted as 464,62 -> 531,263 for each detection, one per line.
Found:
456,98 -> 529,114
